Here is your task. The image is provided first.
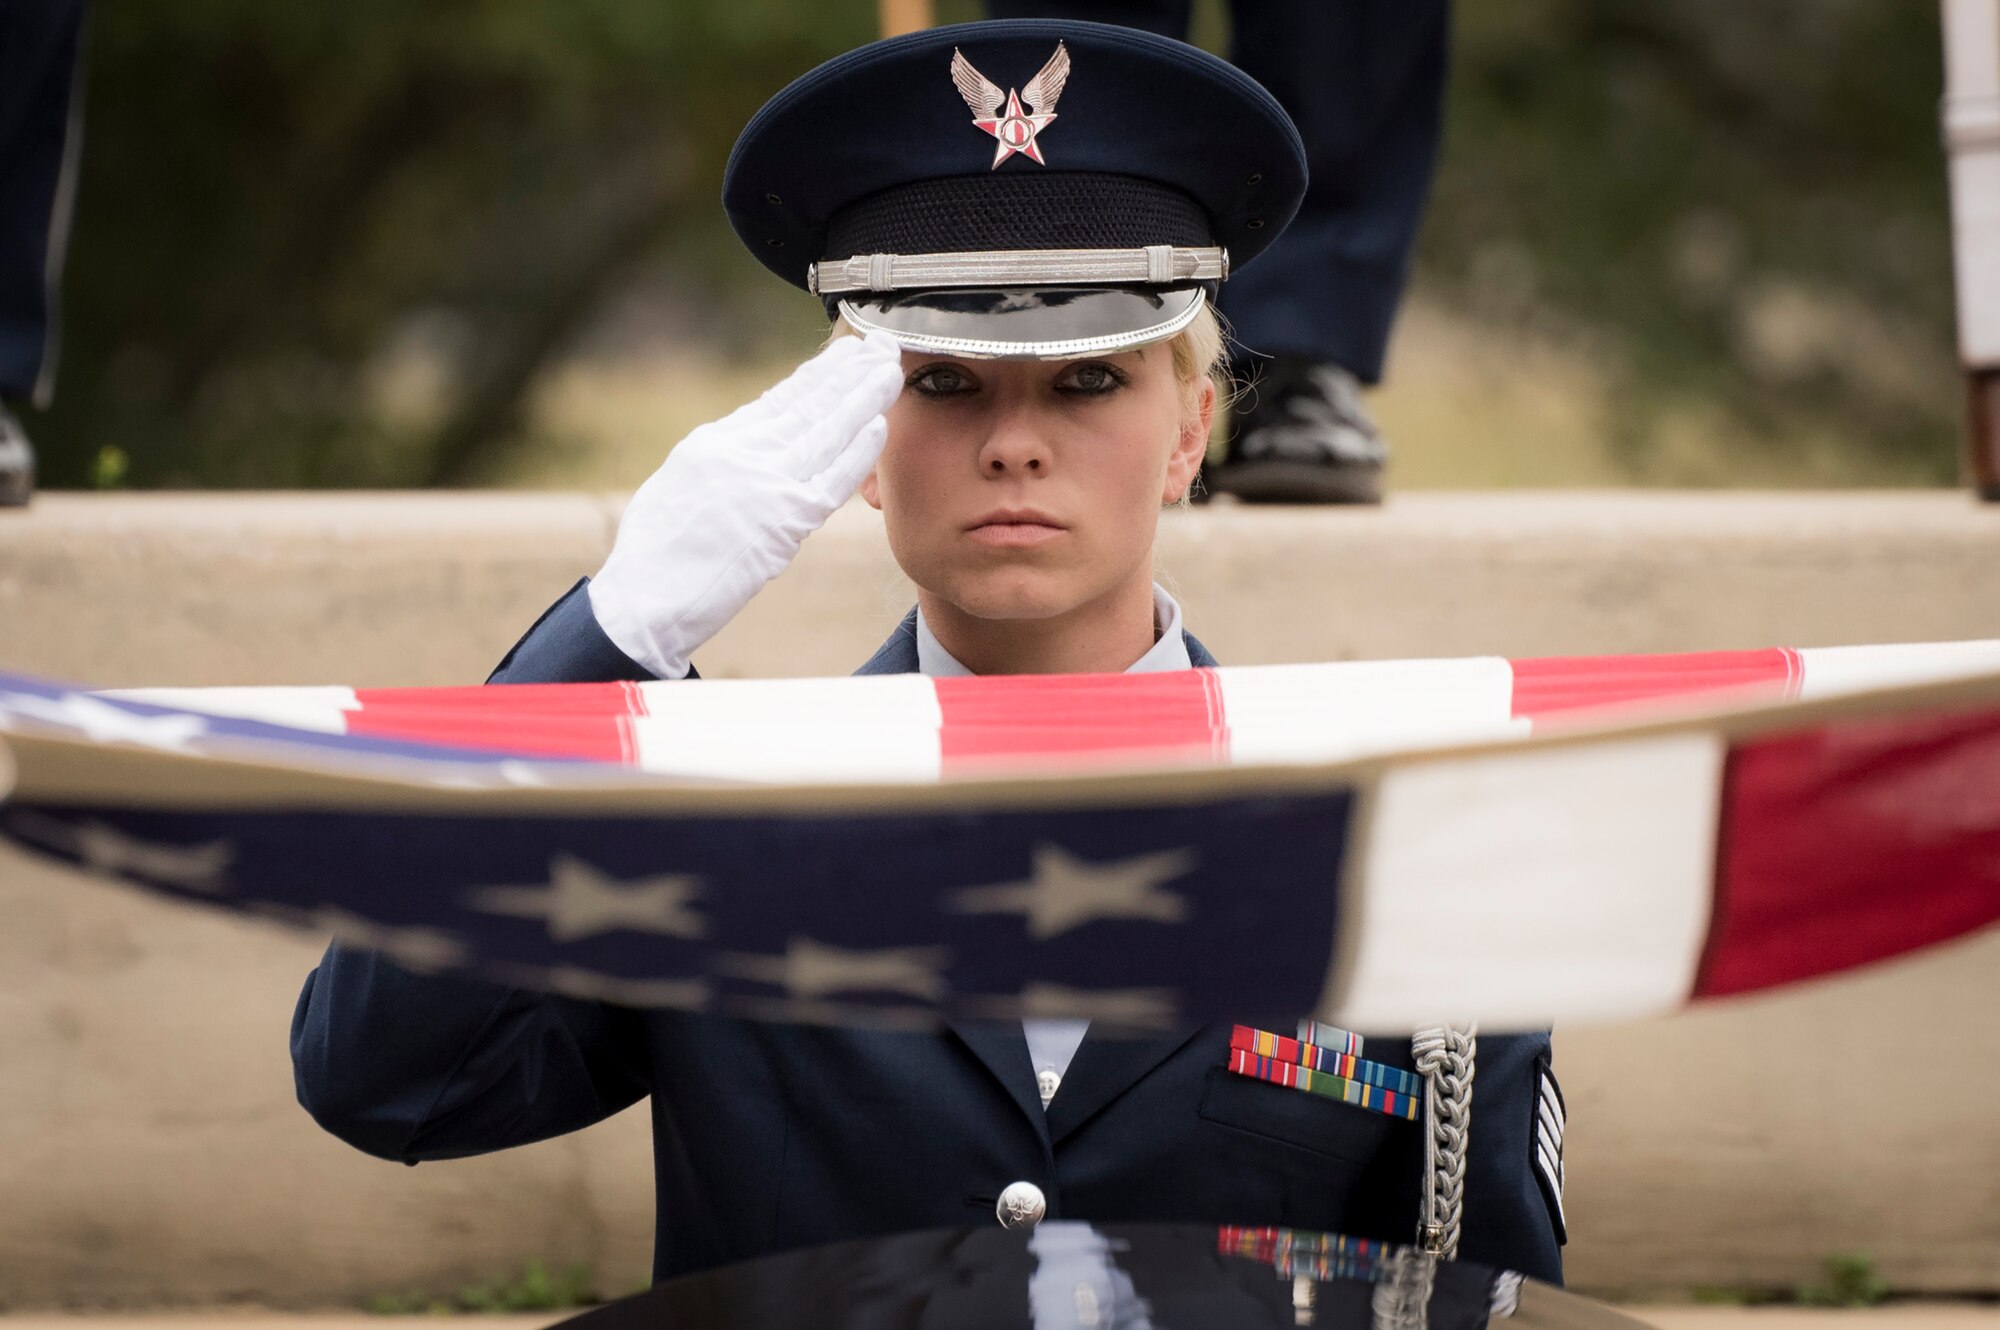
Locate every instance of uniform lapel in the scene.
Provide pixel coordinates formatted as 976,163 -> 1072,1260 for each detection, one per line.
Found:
1043,1027 -> 1203,1145
946,1020 -> 1054,1152
852,608 -> 921,676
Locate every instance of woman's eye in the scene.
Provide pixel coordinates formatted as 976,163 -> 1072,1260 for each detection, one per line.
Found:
1058,362 -> 1126,395
909,364 -> 975,397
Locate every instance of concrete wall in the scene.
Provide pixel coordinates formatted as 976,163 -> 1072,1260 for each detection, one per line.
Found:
12,491 -> 2000,686
1,492 -> 1997,1306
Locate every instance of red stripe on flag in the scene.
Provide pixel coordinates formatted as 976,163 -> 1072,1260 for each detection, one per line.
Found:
354,683 -> 647,715
347,682 -> 644,763
936,670 -> 1226,771
1700,702 -> 2000,997
1510,649 -> 1799,719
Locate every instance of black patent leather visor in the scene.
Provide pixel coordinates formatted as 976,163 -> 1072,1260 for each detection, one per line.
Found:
836,285 -> 1207,360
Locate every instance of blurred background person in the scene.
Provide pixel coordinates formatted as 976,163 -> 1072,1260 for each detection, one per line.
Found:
988,0 -> 1450,504
0,0 -> 89,506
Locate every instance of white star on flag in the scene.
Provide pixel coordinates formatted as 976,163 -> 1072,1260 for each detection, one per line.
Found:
307,906 -> 469,972
467,853 -> 706,943
718,937 -> 949,1002
503,963 -> 711,1011
722,994 -> 940,1031
8,809 -> 232,893
0,692 -> 209,752
951,843 -> 1197,939
970,982 -> 1180,1029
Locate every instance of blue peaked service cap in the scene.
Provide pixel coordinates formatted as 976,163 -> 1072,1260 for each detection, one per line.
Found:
723,20 -> 1308,359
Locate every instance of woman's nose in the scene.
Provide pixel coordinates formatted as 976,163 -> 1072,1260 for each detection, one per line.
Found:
977,409 -> 1054,475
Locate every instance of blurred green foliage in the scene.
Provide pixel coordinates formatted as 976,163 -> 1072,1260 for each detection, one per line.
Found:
35,0 -> 1959,487
364,1256 -> 599,1315
1427,2 -> 1958,482
1796,1252 -> 1891,1308
46,0 -> 896,487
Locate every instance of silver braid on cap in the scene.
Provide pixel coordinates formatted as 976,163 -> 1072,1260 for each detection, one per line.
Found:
810,245 -> 1229,294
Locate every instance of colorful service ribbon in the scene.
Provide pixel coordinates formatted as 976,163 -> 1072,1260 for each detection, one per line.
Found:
1297,1020 -> 1364,1056
1217,1227 -> 1389,1283
1226,1024 -> 1424,1121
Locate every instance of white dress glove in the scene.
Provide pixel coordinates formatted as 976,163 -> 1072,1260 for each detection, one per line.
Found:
588,330 -> 904,679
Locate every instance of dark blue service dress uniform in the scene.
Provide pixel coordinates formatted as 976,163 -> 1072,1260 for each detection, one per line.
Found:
0,0 -> 89,406
292,579 -> 1567,1287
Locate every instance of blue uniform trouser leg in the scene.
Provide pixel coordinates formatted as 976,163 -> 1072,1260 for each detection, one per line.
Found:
986,0 -> 1192,40
986,0 -> 1447,385
1221,0 -> 1447,383
0,0 -> 88,407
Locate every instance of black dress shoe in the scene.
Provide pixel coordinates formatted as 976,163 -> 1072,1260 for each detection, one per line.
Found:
1203,356 -> 1386,505
0,403 -> 34,507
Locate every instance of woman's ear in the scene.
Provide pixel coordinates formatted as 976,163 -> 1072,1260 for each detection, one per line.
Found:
1161,376 -> 1216,503
859,467 -> 883,510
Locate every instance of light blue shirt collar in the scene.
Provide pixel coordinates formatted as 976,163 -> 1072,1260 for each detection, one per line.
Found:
914,583 -> 1191,678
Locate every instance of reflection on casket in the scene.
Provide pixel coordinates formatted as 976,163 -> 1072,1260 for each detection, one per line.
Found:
550,1223 -> 1652,1330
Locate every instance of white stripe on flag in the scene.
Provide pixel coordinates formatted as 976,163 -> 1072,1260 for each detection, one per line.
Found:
1217,658 -> 1524,765
99,686 -> 360,733
1327,732 -> 1724,1031
633,675 -> 943,726
1795,641 -> 2000,700
631,675 -> 943,783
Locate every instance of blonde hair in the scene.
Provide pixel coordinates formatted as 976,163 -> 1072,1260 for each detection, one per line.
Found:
1166,303 -> 1227,507
1167,301 -> 1228,418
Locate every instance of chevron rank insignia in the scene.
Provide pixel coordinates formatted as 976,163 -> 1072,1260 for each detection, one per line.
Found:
1534,1056 -> 1568,1242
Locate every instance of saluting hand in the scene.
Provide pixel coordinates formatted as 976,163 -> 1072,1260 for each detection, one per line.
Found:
587,330 -> 904,680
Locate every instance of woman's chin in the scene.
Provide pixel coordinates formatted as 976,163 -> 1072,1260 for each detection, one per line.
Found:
930,568 -> 1088,623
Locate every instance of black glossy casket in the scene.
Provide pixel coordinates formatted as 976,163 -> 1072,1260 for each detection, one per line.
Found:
551,1223 -> 1652,1329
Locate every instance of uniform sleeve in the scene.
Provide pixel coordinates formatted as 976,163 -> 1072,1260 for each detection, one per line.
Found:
290,576 -> 673,1162
487,577 -> 667,684
291,944 -> 651,1162
1455,1031 -> 1565,1285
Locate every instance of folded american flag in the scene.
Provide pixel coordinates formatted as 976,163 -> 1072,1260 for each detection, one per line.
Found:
0,640 -> 1995,1033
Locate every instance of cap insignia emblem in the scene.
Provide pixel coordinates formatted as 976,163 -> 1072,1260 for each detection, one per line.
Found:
950,42 -> 1070,168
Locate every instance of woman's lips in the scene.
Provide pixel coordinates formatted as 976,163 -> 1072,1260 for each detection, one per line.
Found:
965,520 -> 1066,549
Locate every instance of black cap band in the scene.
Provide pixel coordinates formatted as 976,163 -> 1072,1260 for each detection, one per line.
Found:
826,172 -> 1213,265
